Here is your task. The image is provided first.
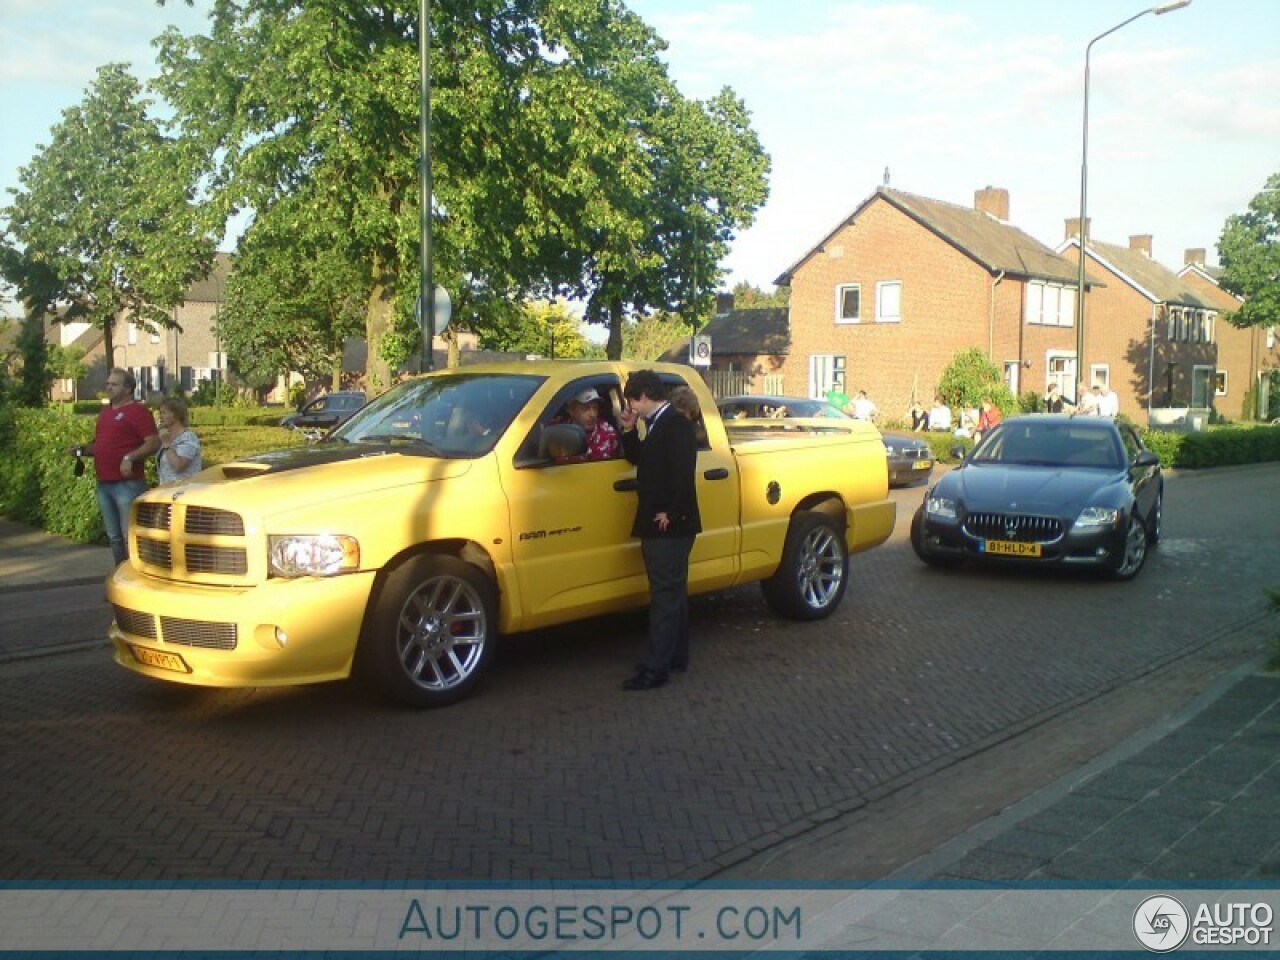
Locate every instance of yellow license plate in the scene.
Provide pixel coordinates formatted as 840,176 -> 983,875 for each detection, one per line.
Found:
913,459 -> 933,470
130,644 -> 191,674
982,539 -> 1041,557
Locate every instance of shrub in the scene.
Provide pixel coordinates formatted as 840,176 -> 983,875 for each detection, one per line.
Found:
937,348 -> 1015,414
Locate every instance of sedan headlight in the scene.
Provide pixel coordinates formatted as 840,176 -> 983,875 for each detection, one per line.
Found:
926,496 -> 957,519
882,441 -> 898,455
269,534 -> 361,577
1072,506 -> 1120,530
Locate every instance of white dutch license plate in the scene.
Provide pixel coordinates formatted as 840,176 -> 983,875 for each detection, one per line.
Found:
130,644 -> 191,673
982,539 -> 1041,557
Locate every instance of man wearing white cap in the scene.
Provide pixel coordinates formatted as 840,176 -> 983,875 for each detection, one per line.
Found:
560,387 -> 619,461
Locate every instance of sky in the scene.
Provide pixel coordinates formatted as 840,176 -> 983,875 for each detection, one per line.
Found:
1,0 -> 1278,312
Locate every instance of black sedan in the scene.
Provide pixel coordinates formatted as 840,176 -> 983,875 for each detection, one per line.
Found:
910,415 -> 1163,580
716,395 -> 934,486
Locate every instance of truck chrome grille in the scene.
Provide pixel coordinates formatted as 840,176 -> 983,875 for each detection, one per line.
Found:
113,605 -> 158,640
136,537 -> 173,568
185,507 -> 245,536
135,502 -> 172,531
963,512 -> 1063,543
185,544 -> 248,575
160,616 -> 238,650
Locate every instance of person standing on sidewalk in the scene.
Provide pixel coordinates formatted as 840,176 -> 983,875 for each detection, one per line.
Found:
618,371 -> 701,691
68,368 -> 160,565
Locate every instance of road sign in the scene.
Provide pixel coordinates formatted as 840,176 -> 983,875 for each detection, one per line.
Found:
691,334 -> 712,368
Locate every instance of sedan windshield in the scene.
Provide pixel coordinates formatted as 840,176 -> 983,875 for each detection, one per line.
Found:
332,373 -> 544,458
970,421 -> 1124,469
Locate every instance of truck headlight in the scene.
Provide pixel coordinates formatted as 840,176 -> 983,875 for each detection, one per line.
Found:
1072,506 -> 1120,530
269,535 -> 361,577
926,496 -> 957,519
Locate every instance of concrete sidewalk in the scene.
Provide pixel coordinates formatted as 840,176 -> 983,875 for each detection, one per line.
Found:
0,518 -> 115,594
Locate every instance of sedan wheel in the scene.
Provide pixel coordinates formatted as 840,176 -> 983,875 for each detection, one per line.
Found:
1146,490 -> 1163,545
1109,514 -> 1148,581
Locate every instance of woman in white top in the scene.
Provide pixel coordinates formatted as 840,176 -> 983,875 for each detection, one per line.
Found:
156,395 -> 203,484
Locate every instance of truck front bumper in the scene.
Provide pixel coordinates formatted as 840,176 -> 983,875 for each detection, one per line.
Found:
107,562 -> 379,688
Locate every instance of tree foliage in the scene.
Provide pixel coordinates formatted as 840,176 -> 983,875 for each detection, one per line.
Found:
937,347 -> 1014,413
1218,171 -> 1280,330
0,63 -> 213,363
153,0 -> 769,377
478,300 -> 589,359
729,281 -> 789,309
622,315 -> 689,362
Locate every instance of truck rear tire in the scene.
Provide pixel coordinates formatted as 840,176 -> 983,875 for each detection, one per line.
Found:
760,511 -> 848,620
356,554 -> 497,707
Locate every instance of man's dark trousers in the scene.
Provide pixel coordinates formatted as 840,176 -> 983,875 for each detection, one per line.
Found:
641,535 -> 695,673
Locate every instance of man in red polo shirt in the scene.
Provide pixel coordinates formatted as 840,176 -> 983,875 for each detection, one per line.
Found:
69,368 -> 160,564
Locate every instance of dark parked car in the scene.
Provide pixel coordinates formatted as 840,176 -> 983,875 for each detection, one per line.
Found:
281,391 -> 367,434
716,394 -> 934,486
910,415 -> 1163,580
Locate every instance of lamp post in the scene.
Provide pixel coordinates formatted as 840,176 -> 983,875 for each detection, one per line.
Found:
1073,0 -> 1191,402
418,0 -> 434,372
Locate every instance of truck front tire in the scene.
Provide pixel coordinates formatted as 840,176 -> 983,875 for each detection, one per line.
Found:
760,511 -> 848,620
357,554 -> 497,707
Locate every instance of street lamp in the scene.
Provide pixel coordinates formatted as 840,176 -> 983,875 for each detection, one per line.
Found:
1073,0 -> 1190,402
419,0 -> 434,372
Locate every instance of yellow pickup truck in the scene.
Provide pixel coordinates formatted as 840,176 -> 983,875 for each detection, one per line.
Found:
107,362 -> 895,707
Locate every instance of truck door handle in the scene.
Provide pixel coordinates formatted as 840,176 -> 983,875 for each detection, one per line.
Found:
703,468 -> 730,480
613,478 -> 638,492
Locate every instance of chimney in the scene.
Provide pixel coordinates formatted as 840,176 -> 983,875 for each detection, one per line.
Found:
1129,234 -> 1153,257
1065,217 -> 1091,242
715,292 -> 734,315
974,186 -> 1009,221
1185,247 -> 1206,266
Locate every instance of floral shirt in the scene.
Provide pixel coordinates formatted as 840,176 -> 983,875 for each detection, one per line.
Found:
585,420 -> 620,461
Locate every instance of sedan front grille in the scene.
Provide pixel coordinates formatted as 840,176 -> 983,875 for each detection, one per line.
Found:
963,512 -> 1064,543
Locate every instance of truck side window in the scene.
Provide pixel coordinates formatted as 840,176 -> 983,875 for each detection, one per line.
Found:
516,378 -> 623,466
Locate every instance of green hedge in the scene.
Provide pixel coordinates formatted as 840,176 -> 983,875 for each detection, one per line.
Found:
1147,425 -> 1280,469
0,407 -> 302,544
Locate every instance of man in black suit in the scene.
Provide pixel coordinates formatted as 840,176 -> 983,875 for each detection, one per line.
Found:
618,370 -> 702,691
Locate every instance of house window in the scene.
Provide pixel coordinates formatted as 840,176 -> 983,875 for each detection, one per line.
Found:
1090,364 -> 1109,389
1174,310 -> 1184,342
809,354 -> 846,399
1003,361 -> 1019,396
1215,370 -> 1227,397
876,281 -> 902,323
1025,281 -> 1074,327
1268,326 -> 1276,350
1047,353 -> 1075,399
1206,312 -> 1216,344
149,329 -> 161,345
127,323 -> 138,346
835,284 -> 861,324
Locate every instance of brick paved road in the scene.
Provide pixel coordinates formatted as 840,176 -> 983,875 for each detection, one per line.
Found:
2,464 -> 1277,882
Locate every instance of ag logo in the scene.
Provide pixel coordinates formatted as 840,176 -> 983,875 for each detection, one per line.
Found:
1133,895 -> 1189,952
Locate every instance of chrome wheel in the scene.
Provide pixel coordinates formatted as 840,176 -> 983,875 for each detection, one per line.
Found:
358,554 -> 496,707
1147,491 -> 1163,544
761,511 -> 849,620
1111,515 -> 1148,580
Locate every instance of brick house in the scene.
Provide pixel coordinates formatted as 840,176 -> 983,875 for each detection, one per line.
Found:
660,304 -> 788,397
50,252 -> 232,401
1057,233 -> 1229,418
1177,248 -> 1280,420
775,186 -> 1090,421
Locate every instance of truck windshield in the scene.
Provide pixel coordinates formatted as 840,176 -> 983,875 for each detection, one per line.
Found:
331,373 -> 545,458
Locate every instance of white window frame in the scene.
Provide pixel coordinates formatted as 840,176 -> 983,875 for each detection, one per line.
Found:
1003,361 -> 1020,396
875,280 -> 902,323
1090,363 -> 1110,389
1167,308 -> 1177,341
127,323 -> 138,346
1206,312 -> 1216,344
149,328 -> 161,345
808,354 -> 846,399
1046,352 -> 1075,399
834,284 -> 861,325
1215,370 -> 1227,397
1025,281 -> 1074,327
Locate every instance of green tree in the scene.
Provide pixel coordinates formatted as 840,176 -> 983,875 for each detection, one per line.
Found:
155,1 -> 768,375
478,300 -> 588,359
1218,171 -> 1280,329
622,314 -> 688,361
46,344 -> 88,402
728,281 -> 789,309
937,347 -> 1014,413
0,64 -> 213,364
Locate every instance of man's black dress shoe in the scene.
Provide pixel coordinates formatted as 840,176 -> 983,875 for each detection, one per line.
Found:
622,668 -> 668,691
